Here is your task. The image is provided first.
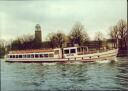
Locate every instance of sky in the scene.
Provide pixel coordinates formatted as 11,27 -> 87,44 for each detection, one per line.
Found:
0,0 -> 127,41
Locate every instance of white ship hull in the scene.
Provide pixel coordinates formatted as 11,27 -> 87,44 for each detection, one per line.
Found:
5,49 -> 118,63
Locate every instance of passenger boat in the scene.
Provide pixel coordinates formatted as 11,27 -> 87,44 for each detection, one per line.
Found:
5,46 -> 118,63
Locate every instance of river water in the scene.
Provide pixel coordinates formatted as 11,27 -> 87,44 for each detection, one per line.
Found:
1,57 -> 128,91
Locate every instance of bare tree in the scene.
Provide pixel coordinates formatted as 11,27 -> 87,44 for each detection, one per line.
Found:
94,32 -> 105,50
47,33 -> 56,48
0,39 -> 6,58
109,19 -> 127,50
94,32 -> 104,41
10,35 -> 36,50
109,26 -> 118,39
69,22 -> 89,46
47,32 -> 66,48
109,25 -> 118,48
117,19 -> 127,39
117,19 -> 127,49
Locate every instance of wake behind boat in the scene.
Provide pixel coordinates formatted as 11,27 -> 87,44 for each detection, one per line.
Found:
5,46 -> 118,63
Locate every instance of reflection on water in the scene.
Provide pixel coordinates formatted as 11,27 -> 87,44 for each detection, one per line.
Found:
1,57 -> 128,90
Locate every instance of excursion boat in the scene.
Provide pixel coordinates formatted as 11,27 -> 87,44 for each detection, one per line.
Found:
5,46 -> 118,63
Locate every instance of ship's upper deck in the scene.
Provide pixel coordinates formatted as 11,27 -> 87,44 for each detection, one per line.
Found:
9,48 -> 54,54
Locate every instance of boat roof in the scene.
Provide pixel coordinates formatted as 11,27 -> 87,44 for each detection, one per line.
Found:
63,46 -> 88,50
63,47 -> 77,50
9,48 -> 54,54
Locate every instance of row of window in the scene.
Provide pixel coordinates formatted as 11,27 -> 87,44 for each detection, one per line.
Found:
9,53 -> 54,58
8,49 -> 77,58
54,49 -> 76,55
64,49 -> 76,54
55,48 -> 87,54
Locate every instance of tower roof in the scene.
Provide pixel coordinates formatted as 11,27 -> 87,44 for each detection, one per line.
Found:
35,24 -> 41,31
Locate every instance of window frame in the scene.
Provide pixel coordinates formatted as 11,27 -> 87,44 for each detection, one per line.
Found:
64,49 -> 69,54
16,55 -> 18,58
49,53 -> 54,57
23,55 -> 27,58
44,54 -> 48,58
54,50 -> 59,55
27,54 -> 31,58
31,54 -> 34,58
35,54 -> 39,58
10,55 -> 13,58
39,54 -> 44,58
19,55 -> 22,58
70,49 -> 76,53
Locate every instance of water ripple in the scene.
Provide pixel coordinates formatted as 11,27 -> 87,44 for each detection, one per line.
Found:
1,57 -> 128,90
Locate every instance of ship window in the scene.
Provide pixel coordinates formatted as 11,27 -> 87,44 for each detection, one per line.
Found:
23,55 -> 26,58
10,55 -> 12,58
64,49 -> 69,54
70,49 -> 76,53
19,55 -> 22,58
40,54 -> 43,58
54,50 -> 59,55
44,54 -> 48,57
35,54 -> 39,58
16,55 -> 18,58
81,47 -> 84,51
27,54 -> 31,58
49,53 -> 54,57
12,55 -> 15,58
31,54 -> 34,58
77,48 -> 80,52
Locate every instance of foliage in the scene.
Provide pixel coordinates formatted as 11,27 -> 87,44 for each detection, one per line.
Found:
0,39 -> 6,58
68,22 -> 89,46
94,32 -> 105,49
9,35 -> 42,50
109,19 -> 127,49
5,20 -> 127,52
94,32 -> 104,41
47,32 -> 66,48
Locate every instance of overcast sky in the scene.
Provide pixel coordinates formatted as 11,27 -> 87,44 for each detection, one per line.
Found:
0,0 -> 127,41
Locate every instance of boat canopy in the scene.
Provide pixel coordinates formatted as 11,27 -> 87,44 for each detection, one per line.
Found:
9,48 -> 53,54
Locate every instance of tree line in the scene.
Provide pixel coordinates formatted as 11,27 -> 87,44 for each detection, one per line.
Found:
109,19 -> 127,50
7,22 -> 91,51
0,39 -> 6,58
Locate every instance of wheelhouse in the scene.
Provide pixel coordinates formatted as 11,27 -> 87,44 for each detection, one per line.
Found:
63,47 -> 77,58
63,46 -> 89,58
